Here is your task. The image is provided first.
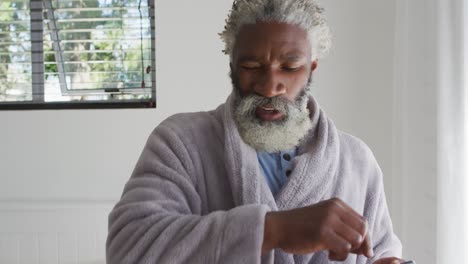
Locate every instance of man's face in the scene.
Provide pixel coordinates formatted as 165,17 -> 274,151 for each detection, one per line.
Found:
229,21 -> 318,152
231,21 -> 318,122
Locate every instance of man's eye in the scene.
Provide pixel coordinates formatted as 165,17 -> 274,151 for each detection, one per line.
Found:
241,65 -> 260,70
283,66 -> 300,72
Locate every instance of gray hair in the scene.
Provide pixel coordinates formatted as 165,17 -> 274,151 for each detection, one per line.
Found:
219,0 -> 333,61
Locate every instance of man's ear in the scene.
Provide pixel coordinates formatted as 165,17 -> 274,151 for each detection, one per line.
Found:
311,59 -> 318,72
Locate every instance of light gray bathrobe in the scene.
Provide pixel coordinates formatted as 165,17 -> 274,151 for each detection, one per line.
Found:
106,92 -> 402,264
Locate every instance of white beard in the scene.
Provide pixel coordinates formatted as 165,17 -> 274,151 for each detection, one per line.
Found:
233,89 -> 313,153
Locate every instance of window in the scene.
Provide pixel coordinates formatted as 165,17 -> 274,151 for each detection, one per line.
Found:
0,0 -> 155,110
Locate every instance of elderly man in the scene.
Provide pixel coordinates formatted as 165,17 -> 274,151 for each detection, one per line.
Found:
106,0 -> 404,263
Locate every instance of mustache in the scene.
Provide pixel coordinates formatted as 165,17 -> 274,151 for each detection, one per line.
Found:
237,93 -> 295,116
229,70 -> 313,111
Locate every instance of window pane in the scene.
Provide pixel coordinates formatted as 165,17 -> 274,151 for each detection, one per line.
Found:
0,1 -> 32,102
43,0 -> 154,103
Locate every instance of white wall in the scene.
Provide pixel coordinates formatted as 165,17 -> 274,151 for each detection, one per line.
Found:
0,0 -> 406,263
315,0 -> 397,227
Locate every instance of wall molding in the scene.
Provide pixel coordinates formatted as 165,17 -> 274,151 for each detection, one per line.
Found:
0,199 -> 115,232
0,200 -> 111,263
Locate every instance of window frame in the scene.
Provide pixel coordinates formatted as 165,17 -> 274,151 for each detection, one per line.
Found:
0,0 -> 156,111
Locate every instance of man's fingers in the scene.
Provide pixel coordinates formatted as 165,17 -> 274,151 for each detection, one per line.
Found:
332,198 -> 371,254
333,198 -> 369,238
329,251 -> 349,262
353,233 -> 374,258
334,217 -> 374,259
334,218 -> 364,251
324,230 -> 351,261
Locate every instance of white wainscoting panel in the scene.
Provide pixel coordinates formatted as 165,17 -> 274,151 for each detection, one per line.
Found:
0,201 -> 114,264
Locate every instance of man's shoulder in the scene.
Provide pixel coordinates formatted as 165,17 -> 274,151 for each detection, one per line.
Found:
336,130 -> 377,165
163,110 -> 219,127
336,130 -> 384,186
337,130 -> 371,150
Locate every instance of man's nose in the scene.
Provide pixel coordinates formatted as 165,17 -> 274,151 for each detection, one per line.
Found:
253,69 -> 286,98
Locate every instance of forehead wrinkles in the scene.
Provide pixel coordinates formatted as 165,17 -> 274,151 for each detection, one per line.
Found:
233,22 -> 311,63
237,45 -> 308,66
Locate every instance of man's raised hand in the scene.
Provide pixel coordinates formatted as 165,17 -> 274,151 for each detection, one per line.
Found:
261,197 -> 374,261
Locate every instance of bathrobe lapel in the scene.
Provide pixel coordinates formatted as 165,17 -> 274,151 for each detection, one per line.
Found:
222,92 -> 278,210
275,95 -> 341,210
